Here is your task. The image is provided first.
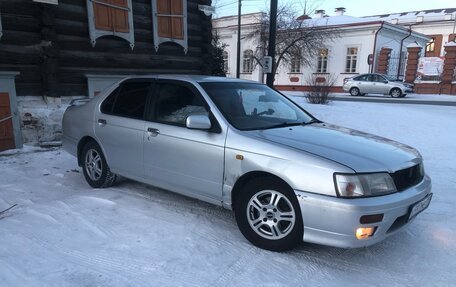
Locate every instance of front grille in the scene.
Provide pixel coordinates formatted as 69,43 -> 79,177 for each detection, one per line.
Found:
391,164 -> 424,191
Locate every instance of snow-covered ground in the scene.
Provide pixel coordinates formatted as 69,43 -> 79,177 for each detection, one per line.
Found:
0,100 -> 455,286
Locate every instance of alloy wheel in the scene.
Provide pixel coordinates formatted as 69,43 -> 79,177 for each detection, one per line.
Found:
246,190 -> 296,240
85,149 -> 103,181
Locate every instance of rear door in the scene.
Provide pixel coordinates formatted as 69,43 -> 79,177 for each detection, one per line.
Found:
353,74 -> 371,93
94,80 -> 152,178
143,80 -> 225,203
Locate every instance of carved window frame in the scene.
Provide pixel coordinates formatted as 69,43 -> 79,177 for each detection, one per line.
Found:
87,0 -> 135,49
152,0 -> 188,54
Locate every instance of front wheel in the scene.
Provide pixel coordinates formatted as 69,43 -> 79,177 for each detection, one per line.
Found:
390,88 -> 402,98
81,141 -> 116,188
349,87 -> 360,96
235,177 -> 303,251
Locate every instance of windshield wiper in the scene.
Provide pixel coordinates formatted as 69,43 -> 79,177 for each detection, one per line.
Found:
302,119 -> 322,125
258,119 -> 322,130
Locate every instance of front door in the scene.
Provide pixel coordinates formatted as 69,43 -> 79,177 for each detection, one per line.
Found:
0,93 -> 15,151
143,80 -> 225,203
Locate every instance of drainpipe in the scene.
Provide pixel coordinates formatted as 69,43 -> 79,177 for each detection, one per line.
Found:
371,22 -> 384,73
397,25 -> 413,80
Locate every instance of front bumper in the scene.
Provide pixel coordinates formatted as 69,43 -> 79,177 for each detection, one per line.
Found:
295,175 -> 432,248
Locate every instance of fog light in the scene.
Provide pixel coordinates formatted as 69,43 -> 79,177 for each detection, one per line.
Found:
356,227 -> 376,240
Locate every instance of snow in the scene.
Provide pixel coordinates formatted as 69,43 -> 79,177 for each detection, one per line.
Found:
1,100 -> 456,286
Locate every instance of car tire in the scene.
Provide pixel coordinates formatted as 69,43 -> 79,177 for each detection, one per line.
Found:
81,141 -> 116,188
234,177 -> 303,251
390,88 -> 402,98
349,87 -> 360,96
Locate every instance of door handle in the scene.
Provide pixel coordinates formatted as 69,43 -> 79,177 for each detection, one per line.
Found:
147,127 -> 160,136
98,119 -> 107,126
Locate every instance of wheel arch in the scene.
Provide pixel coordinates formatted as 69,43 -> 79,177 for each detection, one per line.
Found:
77,136 -> 99,167
389,87 -> 403,95
231,171 -> 293,211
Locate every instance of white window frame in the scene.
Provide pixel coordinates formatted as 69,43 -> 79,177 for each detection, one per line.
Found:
290,57 -> 301,73
316,48 -> 328,73
152,0 -> 188,54
345,46 -> 358,73
242,49 -> 254,73
86,0 -> 135,49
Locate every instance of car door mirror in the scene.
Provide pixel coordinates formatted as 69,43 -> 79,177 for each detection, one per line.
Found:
383,80 -> 389,84
186,114 -> 211,130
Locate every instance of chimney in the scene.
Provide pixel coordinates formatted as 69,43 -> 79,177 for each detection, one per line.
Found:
315,9 -> 326,18
335,7 -> 346,16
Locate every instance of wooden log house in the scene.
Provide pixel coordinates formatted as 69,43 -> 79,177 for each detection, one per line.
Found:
0,0 -> 214,150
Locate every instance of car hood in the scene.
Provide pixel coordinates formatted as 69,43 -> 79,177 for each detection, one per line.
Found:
246,123 -> 420,173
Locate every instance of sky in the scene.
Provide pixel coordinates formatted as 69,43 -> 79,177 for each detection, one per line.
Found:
213,0 -> 456,18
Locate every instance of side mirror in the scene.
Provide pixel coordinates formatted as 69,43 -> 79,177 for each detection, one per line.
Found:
383,80 -> 388,84
186,114 -> 211,130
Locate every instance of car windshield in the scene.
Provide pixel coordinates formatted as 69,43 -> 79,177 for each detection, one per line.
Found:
200,82 -> 315,130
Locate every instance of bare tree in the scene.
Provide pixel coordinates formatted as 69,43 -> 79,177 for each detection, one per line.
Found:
247,2 -> 339,81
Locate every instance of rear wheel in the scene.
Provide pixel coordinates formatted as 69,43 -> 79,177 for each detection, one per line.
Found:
234,177 -> 303,251
349,87 -> 360,96
390,88 -> 402,98
81,141 -> 116,188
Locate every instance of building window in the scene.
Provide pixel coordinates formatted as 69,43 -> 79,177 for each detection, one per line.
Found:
425,35 -> 443,57
223,51 -> 229,73
243,50 -> 254,73
152,0 -> 188,54
290,57 -> 301,73
425,38 -> 435,53
345,47 -> 358,73
86,0 -> 135,48
317,49 -> 328,73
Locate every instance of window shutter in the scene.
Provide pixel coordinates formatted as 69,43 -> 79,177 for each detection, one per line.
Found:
111,0 -> 129,33
170,0 -> 184,40
93,0 -> 112,31
152,0 -> 187,53
157,0 -> 172,38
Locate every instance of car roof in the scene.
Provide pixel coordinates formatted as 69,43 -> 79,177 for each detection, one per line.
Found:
122,74 -> 260,85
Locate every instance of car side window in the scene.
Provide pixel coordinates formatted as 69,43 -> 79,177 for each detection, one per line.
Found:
100,86 -> 120,114
375,75 -> 387,82
110,82 -> 151,120
153,83 -> 208,126
354,75 -> 369,81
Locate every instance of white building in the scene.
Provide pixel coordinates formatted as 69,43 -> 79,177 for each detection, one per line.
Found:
213,8 -> 431,91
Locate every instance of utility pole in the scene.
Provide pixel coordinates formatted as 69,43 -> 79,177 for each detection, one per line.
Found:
266,0 -> 278,87
236,0 -> 242,78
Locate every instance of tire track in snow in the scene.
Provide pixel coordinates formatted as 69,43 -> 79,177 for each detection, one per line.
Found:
209,245 -> 258,287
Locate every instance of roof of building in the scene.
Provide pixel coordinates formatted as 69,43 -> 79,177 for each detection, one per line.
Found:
362,8 -> 456,22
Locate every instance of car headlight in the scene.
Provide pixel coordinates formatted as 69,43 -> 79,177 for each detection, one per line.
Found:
334,173 -> 397,197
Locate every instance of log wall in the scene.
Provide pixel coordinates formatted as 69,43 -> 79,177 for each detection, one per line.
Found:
0,0 -> 213,97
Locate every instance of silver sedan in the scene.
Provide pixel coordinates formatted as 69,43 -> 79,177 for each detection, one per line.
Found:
62,75 -> 431,251
343,73 -> 414,97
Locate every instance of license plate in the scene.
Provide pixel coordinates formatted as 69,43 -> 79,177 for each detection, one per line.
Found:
409,193 -> 432,221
